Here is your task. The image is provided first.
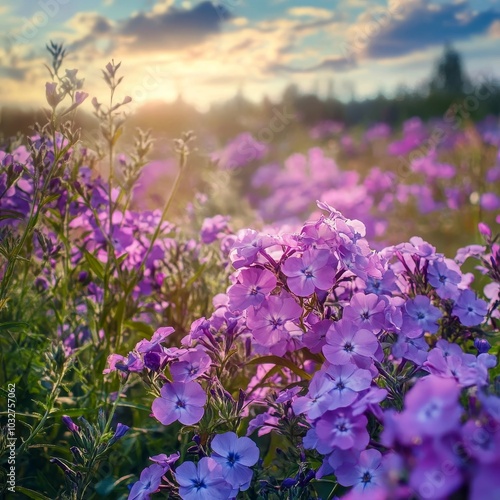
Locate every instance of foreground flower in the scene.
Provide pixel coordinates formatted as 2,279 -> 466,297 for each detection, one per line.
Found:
452,289 -> 488,326
402,295 -> 442,337
395,375 -> 462,443
335,448 -> 384,492
323,320 -> 378,367
211,432 -> 260,491
282,248 -> 335,296
227,267 -> 277,310
315,409 -> 369,453
128,463 -> 165,500
175,457 -> 233,500
152,381 -> 207,425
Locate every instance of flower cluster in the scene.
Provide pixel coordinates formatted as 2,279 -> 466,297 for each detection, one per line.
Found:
113,200 -> 499,499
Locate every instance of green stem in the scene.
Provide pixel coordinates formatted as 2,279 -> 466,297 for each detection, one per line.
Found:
17,365 -> 67,457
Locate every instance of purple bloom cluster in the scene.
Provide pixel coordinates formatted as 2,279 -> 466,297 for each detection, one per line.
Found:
239,117 -> 500,243
115,199 -> 500,498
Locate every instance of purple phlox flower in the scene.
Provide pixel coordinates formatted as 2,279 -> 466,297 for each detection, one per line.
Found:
136,327 -> 175,353
479,393 -> 500,423
335,448 -> 384,493
364,270 -> 398,296
343,293 -> 388,333
411,150 -> 456,179
402,295 -> 442,338
452,289 -> 488,327
170,350 -> 212,382
340,486 -> 388,500
303,427 -> 320,451
246,410 -> 279,437
211,432 -> 259,491
152,381 -> 207,426
292,372 -> 337,419
480,192 -> 500,211
470,462 -> 500,500
462,419 -> 500,464
364,166 -> 394,194
364,122 -> 391,142
227,267 -> 277,311
275,385 -> 302,403
323,319 -> 379,368
406,236 -> 437,259
282,248 -> 336,297
351,387 -> 388,421
322,363 -> 373,411
263,321 -> 304,356
128,463 -> 166,500
212,132 -> 268,170
484,282 -> 500,319
103,352 -> 144,374
462,352 -> 497,386
182,317 -> 212,347
246,293 -> 302,347
150,452 -> 180,469
302,319 -> 331,353
200,215 -> 230,244
392,332 -> 429,365
423,347 -> 477,387
310,120 -> 344,140
409,441 -> 463,500
455,244 -> 486,265
230,229 -> 276,269
315,409 -> 369,454
395,375 -> 462,444
175,457 -> 233,500
427,259 -> 462,300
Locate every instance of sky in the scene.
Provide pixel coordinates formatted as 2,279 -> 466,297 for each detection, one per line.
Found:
0,0 -> 499,111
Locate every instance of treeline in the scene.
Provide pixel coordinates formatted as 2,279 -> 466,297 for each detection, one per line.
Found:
1,46 -> 499,141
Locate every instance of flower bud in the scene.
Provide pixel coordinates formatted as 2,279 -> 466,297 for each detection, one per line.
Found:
474,338 -> 491,354
281,477 -> 298,488
62,415 -> 79,433
478,222 -> 492,238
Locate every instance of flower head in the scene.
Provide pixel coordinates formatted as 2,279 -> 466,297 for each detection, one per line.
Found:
175,457 -> 233,500
128,463 -> 165,500
211,432 -> 259,491
152,381 -> 207,426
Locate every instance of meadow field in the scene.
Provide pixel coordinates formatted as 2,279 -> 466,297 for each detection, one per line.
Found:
0,35 -> 500,500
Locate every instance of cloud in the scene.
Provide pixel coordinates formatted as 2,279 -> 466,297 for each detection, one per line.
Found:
119,1 -> 231,51
0,66 -> 27,81
268,56 -> 356,74
288,7 -> 333,19
357,0 -> 500,59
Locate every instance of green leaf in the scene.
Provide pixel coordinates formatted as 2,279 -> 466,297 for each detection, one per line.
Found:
0,209 -> 25,221
116,252 -> 129,266
49,407 -> 92,417
40,193 -> 61,208
84,251 -> 105,281
185,263 -> 207,288
247,355 -> 312,380
16,487 -> 52,500
117,401 -> 151,412
94,473 -> 135,496
0,321 -> 29,330
124,320 -> 154,337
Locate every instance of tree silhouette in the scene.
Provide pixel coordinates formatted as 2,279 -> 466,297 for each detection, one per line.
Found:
430,44 -> 468,95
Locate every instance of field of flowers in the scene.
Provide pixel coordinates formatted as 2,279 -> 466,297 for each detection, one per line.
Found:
1,46 -> 500,500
